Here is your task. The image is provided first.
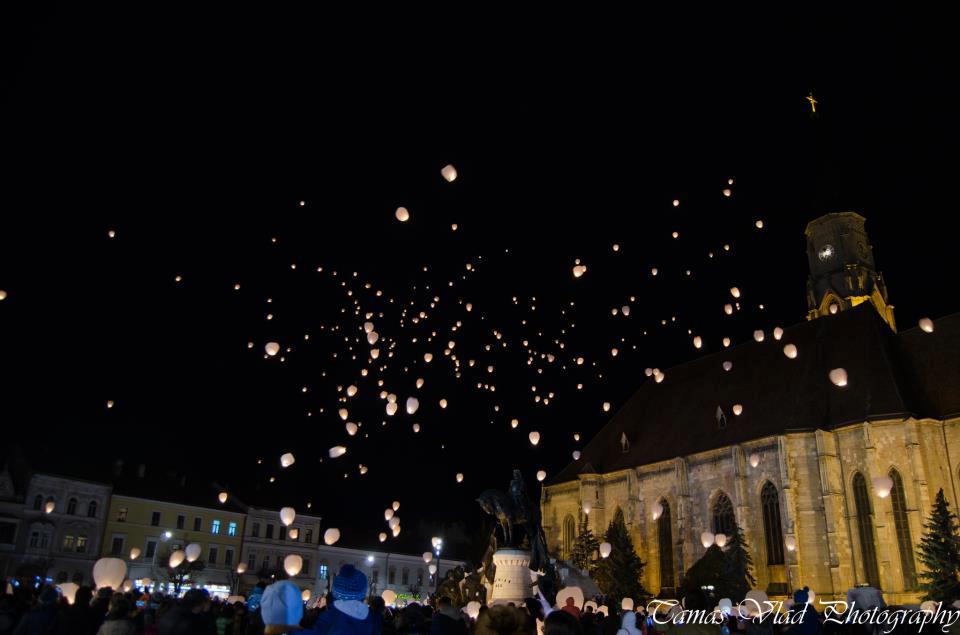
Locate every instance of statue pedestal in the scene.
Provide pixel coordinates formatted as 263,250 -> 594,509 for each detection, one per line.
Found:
490,549 -> 532,605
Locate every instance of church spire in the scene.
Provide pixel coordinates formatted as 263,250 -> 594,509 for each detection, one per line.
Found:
805,212 -> 896,331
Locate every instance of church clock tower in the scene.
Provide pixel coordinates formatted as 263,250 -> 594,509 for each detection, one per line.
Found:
805,212 -> 896,331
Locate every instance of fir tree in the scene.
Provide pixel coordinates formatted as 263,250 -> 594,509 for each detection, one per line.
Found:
682,545 -> 725,599
918,488 -> 960,603
594,508 -> 647,604
720,523 -> 756,603
570,515 -> 600,573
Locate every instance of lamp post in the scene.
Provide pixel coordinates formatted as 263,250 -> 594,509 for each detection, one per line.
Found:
433,539 -> 443,597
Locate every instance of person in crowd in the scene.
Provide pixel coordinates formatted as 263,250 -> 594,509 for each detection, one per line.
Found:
216,604 -> 235,635
0,594 -> 19,635
669,590 -> 721,635
786,588 -> 820,635
579,605 -> 597,635
53,585 -> 97,635
96,593 -> 136,635
545,610 -> 583,635
618,610 -> 642,635
12,586 -> 60,635
560,598 -> 580,620
158,588 -> 213,635
474,604 -> 529,635
430,596 -> 465,635
303,564 -> 378,634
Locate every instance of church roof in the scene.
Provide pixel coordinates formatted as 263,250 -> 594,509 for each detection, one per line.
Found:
552,305 -> 960,484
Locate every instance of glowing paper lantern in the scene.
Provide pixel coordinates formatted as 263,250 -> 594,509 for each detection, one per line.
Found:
582,500 -> 593,515
93,558 -> 127,590
602,402 -> 611,412
44,500 -> 55,514
829,368 -> 848,387
439,399 -> 448,409
773,327 -> 784,341
169,550 -> 186,569
872,475 -> 894,498
379,532 -> 387,542
289,528 -> 299,540
237,563 -> 248,574
441,164 -> 458,182
918,317 -> 934,333
456,473 -> 464,483
724,304 -> 733,315
783,344 -> 798,359
386,402 -> 398,416
536,470 -> 547,482
328,446 -> 347,458
406,397 -> 419,415
412,423 -> 421,433
528,431 -> 540,446
416,378 -> 425,388
382,589 -> 398,606
129,548 -> 141,560
284,554 -> 303,577
367,331 -> 379,345
722,361 -> 733,372
364,322 -> 374,333
265,342 -> 280,356
753,330 -> 764,342
730,287 -> 741,299
723,188 -> 732,197
466,601 -> 481,620
338,408 -> 349,421
621,305 -> 631,316
324,528 -> 340,545
599,542 -> 612,558
424,353 -> 433,363
392,525 -> 401,537
622,598 -> 634,611
280,507 -> 296,526
121,580 -> 133,592
347,385 -> 358,397
556,587 -> 584,611
393,501 -> 400,511
395,207 -> 410,222
423,552 -> 433,563
700,532 -> 715,548
693,336 -> 703,349
429,564 -> 437,575
749,453 -> 760,468
572,265 -> 587,278
384,509 -> 395,523
511,418 -> 519,429
651,501 -> 663,520
432,536 -> 442,548
0,290 -> 6,301
784,536 -> 796,551
346,422 -> 358,436
573,451 -> 581,460
388,516 -> 400,530
732,404 -> 743,416
142,578 -> 152,588
58,582 -> 79,605
722,337 -> 731,347
715,533 -> 728,548
302,589 -> 312,602
280,453 -> 296,468
185,543 -> 202,563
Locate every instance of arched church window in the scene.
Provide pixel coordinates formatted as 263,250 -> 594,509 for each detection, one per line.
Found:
712,492 -> 735,536
889,469 -> 916,590
562,515 -> 576,559
852,472 -> 880,587
67,498 -> 77,515
760,482 -> 784,565
657,500 -> 675,590
87,501 -> 98,518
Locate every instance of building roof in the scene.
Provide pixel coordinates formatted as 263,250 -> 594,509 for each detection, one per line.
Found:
552,306 -> 960,484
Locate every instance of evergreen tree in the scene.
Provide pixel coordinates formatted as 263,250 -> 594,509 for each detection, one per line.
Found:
594,508 -> 647,604
570,515 -> 600,573
682,545 -> 725,599
720,523 -> 756,603
918,488 -> 960,603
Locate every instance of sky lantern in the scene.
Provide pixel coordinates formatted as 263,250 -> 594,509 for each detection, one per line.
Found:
384,508 -> 394,521
346,385 -> 358,397
392,501 -> 400,511
715,533 -> 728,548
324,528 -> 341,545
722,188 -> 732,197
672,199 -> 680,207
237,563 -> 248,574
829,368 -> 848,387
439,399 -> 448,409
388,516 -> 401,529
0,290 -> 6,301
749,453 -> 760,468
644,368 -> 653,377
339,408 -> 349,421
346,422 -> 358,436
582,500 -> 592,514
395,207 -> 410,222
785,536 -> 796,551
379,532 -> 387,542
218,492 -> 228,504
651,502 -> 663,520
289,528 -> 299,540
722,361 -> 733,371
424,353 -> 433,363
773,327 -> 784,340
93,558 -> 127,590
730,287 -> 741,299
732,404 -> 743,416
412,423 -> 421,433
693,336 -> 703,349
536,470 -> 547,482
573,451 -> 581,460
406,397 -> 419,415
511,419 -> 519,429
529,431 -> 541,446
284,554 -> 303,576
265,342 -> 280,356
280,507 -> 296,526
185,543 -> 202,562
441,164 -> 458,182
753,330 -> 764,342
722,337 -> 731,347
429,564 -> 437,575
44,499 -> 55,514
651,268 -> 658,276
456,473 -> 464,483
386,402 -> 398,416
392,525 -> 402,537
919,318 -> 934,333
57,582 -> 79,604
329,446 -> 347,458
367,331 -> 379,345
423,551 -> 433,563
621,305 -> 630,316
700,532 -> 715,548
602,402 -> 611,412
280,453 -> 295,468
416,378 -> 425,388
364,322 -> 374,333
654,371 -> 665,383
872,475 -> 894,498
301,589 -> 312,602
129,548 -> 141,560
599,542 -> 612,558
724,304 -> 733,315
168,550 -> 186,569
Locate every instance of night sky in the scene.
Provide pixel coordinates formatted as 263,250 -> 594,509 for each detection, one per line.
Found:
1,6 -> 957,558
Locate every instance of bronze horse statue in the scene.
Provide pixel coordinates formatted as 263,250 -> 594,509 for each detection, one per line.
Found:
477,471 -> 550,573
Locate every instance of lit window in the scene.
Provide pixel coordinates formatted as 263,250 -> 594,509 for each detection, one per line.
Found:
319,564 -> 328,579
228,522 -> 237,537
211,520 -> 221,535
118,507 -> 128,522
63,535 -> 75,551
76,536 -> 87,553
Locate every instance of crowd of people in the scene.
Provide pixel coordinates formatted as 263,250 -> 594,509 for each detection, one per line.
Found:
0,569 -> 949,635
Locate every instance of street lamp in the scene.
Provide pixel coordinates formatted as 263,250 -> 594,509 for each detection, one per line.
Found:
433,539 -> 443,597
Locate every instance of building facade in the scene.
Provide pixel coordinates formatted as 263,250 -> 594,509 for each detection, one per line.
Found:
101,494 -> 246,597
13,473 -> 112,585
239,507 -> 323,595
542,213 -> 960,605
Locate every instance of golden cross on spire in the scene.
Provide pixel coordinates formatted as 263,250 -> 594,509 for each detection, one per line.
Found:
806,92 -> 818,113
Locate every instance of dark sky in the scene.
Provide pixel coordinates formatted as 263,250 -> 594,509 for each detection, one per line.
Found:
1,6 -> 957,558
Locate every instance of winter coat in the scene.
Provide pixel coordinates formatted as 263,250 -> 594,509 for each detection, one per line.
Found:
12,605 -> 59,635
96,618 -> 137,635
305,602 -> 380,635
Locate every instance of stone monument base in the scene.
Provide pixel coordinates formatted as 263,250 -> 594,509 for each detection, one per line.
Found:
490,549 -> 532,605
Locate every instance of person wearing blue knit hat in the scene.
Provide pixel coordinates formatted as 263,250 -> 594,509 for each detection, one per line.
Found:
304,564 -> 380,634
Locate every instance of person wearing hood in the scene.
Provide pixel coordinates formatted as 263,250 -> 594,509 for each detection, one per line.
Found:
13,586 -> 61,635
430,596 -> 465,635
96,594 -> 136,635
305,565 -> 378,635
616,612 -> 641,635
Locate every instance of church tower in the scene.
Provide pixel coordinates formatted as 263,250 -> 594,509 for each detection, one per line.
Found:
805,212 -> 896,331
